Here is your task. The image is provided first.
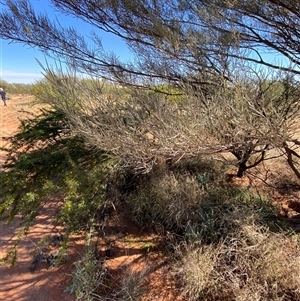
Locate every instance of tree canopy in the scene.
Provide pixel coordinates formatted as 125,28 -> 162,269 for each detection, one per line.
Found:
1,0 -> 300,175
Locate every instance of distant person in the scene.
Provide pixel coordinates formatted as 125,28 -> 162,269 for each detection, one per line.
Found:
0,88 -> 7,106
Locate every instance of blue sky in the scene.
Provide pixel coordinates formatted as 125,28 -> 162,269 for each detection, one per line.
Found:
0,0 -> 293,84
0,40 -> 46,83
0,0 -> 131,84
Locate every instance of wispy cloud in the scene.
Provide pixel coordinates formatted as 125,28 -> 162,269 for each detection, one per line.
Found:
0,70 -> 44,84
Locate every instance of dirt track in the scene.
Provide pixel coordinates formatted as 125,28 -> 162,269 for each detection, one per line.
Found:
0,95 -> 82,301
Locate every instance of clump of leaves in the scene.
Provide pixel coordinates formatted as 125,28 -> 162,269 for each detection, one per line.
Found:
0,108 -> 115,263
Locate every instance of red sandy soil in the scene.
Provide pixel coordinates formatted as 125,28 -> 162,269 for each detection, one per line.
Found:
0,95 -> 83,301
0,95 -> 183,301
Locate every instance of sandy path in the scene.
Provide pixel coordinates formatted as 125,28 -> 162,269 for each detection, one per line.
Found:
0,95 -> 82,301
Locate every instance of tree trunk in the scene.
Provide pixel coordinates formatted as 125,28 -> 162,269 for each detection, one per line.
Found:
237,162 -> 247,178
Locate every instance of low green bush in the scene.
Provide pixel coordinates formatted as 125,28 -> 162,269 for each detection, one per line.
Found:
0,108 -> 115,264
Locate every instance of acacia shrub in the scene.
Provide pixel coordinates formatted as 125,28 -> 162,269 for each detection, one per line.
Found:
0,108 -> 114,263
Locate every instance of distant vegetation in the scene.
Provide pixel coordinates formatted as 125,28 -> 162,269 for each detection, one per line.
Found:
0,79 -> 34,95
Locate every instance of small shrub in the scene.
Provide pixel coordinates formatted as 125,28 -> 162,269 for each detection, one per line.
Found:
66,247 -> 109,301
124,158 -> 280,243
116,266 -> 150,301
126,169 -> 204,231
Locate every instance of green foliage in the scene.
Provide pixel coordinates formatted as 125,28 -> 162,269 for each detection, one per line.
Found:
0,79 -> 33,95
149,84 -> 184,102
30,79 -> 57,102
66,234 -> 108,301
0,108 -> 114,252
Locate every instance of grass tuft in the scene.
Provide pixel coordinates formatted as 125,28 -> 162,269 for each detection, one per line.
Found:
178,225 -> 300,300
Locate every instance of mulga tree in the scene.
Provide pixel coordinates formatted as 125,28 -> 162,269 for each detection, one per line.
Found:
0,0 -> 300,176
